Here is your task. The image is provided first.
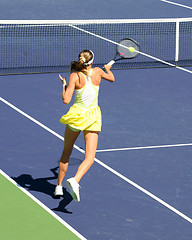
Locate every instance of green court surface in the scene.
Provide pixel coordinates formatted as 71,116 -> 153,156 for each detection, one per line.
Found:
0,171 -> 82,240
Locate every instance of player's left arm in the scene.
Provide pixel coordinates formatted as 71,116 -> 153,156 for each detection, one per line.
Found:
59,73 -> 76,104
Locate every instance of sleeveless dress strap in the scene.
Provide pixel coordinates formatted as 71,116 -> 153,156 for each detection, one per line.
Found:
79,69 -> 93,83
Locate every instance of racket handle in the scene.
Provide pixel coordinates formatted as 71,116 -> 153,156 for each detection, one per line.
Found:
107,60 -> 115,66
103,59 -> 115,72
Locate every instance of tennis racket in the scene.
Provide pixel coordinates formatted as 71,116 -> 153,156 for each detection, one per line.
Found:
106,38 -> 140,67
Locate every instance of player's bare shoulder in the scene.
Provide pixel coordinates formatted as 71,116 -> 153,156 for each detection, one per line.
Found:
69,72 -> 79,82
93,67 -> 103,76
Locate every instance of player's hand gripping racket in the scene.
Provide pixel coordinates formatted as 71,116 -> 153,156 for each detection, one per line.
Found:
105,38 -> 140,68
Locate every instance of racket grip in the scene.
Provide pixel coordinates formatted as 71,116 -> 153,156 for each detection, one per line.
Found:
107,60 -> 115,66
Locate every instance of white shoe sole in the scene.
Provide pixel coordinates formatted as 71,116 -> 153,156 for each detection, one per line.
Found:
66,180 -> 80,202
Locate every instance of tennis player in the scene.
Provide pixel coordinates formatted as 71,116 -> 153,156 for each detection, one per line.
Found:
54,50 -> 115,202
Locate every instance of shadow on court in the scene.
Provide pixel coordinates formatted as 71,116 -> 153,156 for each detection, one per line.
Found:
12,166 -> 74,214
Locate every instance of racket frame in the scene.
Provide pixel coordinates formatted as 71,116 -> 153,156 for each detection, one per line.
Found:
107,38 -> 140,66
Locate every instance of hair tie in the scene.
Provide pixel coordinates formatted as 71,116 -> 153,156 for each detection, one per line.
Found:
79,56 -> 86,63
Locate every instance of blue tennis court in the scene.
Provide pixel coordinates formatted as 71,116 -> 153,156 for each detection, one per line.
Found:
1,1 -> 192,239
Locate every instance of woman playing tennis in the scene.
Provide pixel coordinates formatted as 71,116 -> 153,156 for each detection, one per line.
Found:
54,49 -> 115,202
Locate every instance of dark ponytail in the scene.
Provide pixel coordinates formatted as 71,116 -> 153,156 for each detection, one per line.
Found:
70,60 -> 86,73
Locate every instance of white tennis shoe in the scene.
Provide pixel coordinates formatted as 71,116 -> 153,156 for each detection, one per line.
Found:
66,177 -> 80,202
54,185 -> 63,196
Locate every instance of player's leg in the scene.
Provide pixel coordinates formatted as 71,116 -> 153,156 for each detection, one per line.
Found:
56,125 -> 80,188
75,130 -> 98,183
66,131 -> 98,201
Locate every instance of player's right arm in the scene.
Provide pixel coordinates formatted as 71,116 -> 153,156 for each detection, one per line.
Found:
99,65 -> 115,82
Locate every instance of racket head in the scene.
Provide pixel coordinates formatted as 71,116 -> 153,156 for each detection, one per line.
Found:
115,38 -> 140,60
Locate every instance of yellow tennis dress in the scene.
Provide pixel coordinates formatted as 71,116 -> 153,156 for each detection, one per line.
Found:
60,69 -> 102,131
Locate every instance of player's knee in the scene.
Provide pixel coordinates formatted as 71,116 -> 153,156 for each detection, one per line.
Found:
85,156 -> 95,165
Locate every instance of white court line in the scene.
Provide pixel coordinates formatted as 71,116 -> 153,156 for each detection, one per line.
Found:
96,143 -> 192,153
0,169 -> 87,240
69,24 -> 192,75
0,96 -> 192,224
161,0 -> 192,10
